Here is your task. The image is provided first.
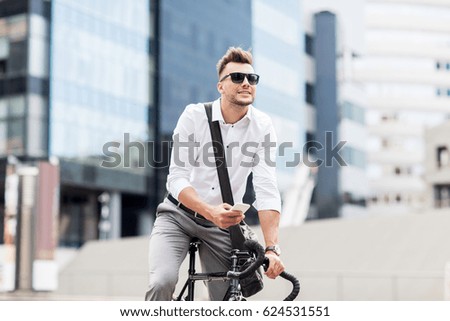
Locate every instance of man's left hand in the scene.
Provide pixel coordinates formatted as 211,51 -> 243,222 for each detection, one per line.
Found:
264,252 -> 285,279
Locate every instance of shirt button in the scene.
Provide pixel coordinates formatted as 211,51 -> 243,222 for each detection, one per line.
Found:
212,187 -> 215,190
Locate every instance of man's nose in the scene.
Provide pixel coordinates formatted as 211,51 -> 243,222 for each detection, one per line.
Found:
241,76 -> 250,86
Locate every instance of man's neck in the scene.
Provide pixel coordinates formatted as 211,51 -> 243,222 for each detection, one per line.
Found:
220,100 -> 249,124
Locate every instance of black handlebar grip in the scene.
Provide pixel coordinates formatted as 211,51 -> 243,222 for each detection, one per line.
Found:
280,271 -> 300,301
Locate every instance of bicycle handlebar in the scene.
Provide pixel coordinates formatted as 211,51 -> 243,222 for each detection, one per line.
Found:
227,239 -> 300,301
279,271 -> 301,301
226,239 -> 265,279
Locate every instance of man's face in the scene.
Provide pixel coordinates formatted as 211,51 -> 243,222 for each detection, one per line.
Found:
217,62 -> 257,107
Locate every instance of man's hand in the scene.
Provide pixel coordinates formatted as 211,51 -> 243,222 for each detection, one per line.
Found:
264,252 -> 285,279
177,188 -> 244,228
209,203 -> 245,229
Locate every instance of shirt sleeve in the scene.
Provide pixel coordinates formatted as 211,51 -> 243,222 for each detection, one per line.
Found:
252,121 -> 281,212
166,105 -> 198,199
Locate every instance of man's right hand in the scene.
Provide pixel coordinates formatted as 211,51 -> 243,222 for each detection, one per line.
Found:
177,188 -> 245,228
209,203 -> 245,229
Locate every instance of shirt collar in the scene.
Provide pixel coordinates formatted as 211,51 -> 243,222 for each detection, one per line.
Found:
212,98 -> 253,123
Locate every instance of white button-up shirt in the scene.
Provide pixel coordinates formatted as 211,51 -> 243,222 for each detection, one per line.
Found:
167,98 -> 281,212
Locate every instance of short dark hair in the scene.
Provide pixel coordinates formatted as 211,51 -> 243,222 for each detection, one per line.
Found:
216,47 -> 253,78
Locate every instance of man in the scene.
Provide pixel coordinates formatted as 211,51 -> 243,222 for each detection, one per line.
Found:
145,47 -> 284,301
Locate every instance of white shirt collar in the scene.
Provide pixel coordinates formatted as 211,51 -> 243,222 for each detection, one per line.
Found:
212,98 -> 253,124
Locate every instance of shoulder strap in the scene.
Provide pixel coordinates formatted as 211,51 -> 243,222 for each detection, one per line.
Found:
204,103 -> 246,250
204,103 -> 233,205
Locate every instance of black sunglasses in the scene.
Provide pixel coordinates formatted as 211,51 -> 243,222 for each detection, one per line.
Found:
219,72 -> 260,85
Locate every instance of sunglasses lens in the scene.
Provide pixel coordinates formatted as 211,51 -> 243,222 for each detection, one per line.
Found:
247,74 -> 259,85
230,73 -> 246,83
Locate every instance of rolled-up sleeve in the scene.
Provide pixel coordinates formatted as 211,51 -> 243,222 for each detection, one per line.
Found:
252,122 -> 281,212
166,105 -> 197,199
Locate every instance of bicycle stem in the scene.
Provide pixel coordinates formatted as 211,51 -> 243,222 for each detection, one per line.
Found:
228,250 -> 243,299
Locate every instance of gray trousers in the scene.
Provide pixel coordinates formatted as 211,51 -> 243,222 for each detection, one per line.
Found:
145,199 -> 232,301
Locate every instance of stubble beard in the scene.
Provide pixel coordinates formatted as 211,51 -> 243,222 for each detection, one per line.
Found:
229,95 -> 254,108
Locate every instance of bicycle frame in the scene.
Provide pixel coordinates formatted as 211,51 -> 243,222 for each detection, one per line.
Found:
175,238 -> 249,301
176,238 -> 228,301
175,238 -> 300,301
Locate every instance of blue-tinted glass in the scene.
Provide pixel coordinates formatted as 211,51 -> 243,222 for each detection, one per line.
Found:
50,0 -> 150,160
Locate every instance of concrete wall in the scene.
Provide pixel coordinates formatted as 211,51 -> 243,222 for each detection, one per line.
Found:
56,210 -> 450,300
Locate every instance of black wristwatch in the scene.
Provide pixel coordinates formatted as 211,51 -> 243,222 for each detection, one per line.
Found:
265,244 -> 281,256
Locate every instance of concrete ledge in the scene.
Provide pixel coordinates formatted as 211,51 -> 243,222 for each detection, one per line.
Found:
54,211 -> 450,300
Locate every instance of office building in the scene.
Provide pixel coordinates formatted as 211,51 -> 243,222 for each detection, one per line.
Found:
251,0 -> 311,225
354,0 -> 450,215
155,0 -> 252,203
0,0 -> 254,249
0,0 -> 154,248
302,0 -> 369,219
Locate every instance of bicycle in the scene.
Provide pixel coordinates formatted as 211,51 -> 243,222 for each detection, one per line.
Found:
175,238 -> 300,301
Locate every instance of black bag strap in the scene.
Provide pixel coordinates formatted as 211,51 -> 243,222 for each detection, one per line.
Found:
204,103 -> 246,250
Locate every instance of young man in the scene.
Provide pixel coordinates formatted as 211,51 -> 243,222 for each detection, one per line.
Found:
145,47 -> 284,301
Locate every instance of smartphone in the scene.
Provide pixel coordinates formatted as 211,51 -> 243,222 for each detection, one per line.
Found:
230,203 -> 250,214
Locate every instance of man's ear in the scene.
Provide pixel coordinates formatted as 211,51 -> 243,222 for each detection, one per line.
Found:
217,81 -> 224,94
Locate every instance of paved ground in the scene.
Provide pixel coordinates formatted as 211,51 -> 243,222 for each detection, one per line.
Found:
0,290 -> 140,301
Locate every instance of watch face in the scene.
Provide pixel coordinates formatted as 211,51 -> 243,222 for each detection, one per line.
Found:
273,245 -> 281,256
266,245 -> 281,256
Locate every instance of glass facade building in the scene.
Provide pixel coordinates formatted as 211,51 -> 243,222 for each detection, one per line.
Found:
252,0 -> 305,192
0,3 -> 47,158
49,0 -> 153,245
50,0 -> 150,161
159,0 -> 252,135
0,0 -> 254,247
156,0 -> 252,202
0,0 -> 154,247
302,1 -> 369,220
0,0 -> 53,247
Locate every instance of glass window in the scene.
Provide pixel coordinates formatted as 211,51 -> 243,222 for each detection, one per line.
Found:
8,14 -> 27,41
342,146 -> 366,169
305,34 -> 314,56
7,40 -> 27,76
437,146 -> 449,168
8,95 -> 26,117
341,101 -> 365,124
0,36 -> 8,59
0,120 -> 6,154
0,98 -> 7,119
7,118 -> 25,141
305,83 -> 314,105
304,132 -> 316,155
0,58 -> 6,75
0,18 -> 8,38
